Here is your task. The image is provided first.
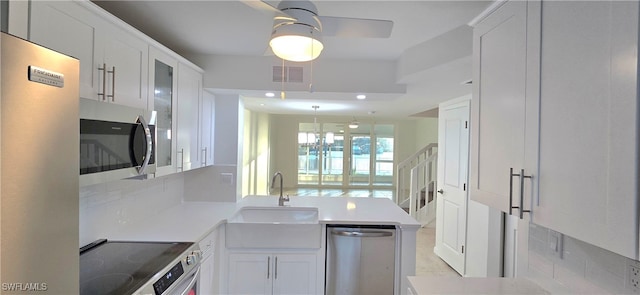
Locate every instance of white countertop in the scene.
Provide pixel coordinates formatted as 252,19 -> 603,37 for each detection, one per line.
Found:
109,195 -> 420,242
408,277 -> 550,294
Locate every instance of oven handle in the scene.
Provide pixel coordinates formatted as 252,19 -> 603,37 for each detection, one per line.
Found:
178,267 -> 200,295
136,115 -> 152,174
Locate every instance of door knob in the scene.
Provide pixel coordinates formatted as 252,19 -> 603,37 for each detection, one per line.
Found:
437,189 -> 444,194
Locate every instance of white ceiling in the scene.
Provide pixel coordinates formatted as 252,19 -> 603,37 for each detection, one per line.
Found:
92,0 -> 491,119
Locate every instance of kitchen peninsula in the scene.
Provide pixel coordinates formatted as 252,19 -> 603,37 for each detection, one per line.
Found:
106,195 -> 420,295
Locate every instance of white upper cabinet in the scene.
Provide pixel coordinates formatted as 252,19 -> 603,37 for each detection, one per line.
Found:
29,1 -> 148,109
200,91 -> 215,167
469,0 -> 539,216
532,0 -> 639,259
176,63 -> 203,172
149,47 -> 178,176
99,25 -> 148,109
30,1 -> 98,101
471,0 -> 639,259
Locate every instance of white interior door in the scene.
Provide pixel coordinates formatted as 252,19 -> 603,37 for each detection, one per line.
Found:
434,99 -> 470,275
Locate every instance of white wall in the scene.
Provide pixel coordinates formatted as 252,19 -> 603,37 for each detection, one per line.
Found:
212,93 -> 244,200
414,117 -> 438,150
242,109 -> 271,196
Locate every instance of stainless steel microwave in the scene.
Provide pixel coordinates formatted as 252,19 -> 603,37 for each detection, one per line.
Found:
79,98 -> 156,186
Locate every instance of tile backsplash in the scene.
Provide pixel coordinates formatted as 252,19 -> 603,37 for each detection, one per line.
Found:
79,165 -> 238,247
79,173 -> 184,247
528,223 -> 639,294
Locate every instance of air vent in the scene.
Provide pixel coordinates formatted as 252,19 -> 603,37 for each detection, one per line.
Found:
273,66 -> 304,83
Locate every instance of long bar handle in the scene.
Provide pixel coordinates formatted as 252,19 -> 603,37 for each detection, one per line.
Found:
274,256 -> 278,279
267,256 -> 270,279
519,169 -> 532,219
202,147 -> 207,166
509,168 -> 519,215
177,148 -> 184,171
331,230 -> 393,238
98,63 -> 107,100
107,66 -> 115,102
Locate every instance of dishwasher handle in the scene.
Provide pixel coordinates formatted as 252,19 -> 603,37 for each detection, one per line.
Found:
331,230 -> 393,238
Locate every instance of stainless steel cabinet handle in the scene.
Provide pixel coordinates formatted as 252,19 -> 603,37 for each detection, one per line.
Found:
509,168 -> 519,215
437,189 -> 444,194
267,256 -> 270,279
274,256 -> 278,279
331,230 -> 393,237
202,147 -> 207,166
509,168 -> 532,219
98,63 -> 106,100
177,148 -> 184,171
519,168 -> 532,219
107,66 -> 115,102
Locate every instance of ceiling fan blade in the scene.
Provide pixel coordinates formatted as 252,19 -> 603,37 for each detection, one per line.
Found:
318,16 -> 393,38
241,1 -> 296,21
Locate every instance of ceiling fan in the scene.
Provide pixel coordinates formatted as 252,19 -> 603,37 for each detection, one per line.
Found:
243,0 -> 394,62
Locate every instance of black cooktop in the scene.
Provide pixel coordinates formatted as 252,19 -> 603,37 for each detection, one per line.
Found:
79,240 -> 192,295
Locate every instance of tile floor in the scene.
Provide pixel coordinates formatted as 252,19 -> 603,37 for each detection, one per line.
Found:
282,188 -> 460,277
415,222 -> 460,277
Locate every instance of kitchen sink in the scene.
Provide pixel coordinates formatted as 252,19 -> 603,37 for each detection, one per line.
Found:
228,206 -> 319,224
225,206 -> 321,249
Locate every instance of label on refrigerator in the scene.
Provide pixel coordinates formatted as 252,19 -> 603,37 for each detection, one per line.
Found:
28,66 -> 64,88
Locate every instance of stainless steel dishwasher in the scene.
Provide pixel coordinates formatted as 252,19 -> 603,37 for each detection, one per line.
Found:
326,225 -> 396,295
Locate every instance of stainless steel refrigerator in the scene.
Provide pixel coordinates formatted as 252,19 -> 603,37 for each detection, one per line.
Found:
1,32 -> 79,294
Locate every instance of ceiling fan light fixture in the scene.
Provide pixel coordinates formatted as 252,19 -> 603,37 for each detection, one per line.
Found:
270,24 -> 323,62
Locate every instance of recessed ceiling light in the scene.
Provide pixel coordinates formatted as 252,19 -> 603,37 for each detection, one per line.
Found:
265,92 -> 275,97
356,94 -> 366,100
260,103 -> 265,107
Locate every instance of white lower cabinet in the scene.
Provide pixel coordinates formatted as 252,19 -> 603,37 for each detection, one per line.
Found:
227,252 -> 317,295
199,254 -> 214,295
199,229 -> 217,295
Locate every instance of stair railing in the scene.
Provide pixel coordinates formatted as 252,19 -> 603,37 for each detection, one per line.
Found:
396,143 -> 437,220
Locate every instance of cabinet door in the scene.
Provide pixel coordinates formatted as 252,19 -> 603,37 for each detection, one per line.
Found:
149,47 -> 178,176
29,1 -> 99,100
199,255 -> 214,295
532,1 -> 639,259
102,26 -> 148,109
228,253 -> 272,295
470,1 -> 528,213
272,254 -> 317,295
176,63 -> 202,171
200,91 -> 215,167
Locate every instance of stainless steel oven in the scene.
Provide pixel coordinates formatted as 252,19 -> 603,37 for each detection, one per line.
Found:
80,240 -> 201,295
79,98 -> 156,186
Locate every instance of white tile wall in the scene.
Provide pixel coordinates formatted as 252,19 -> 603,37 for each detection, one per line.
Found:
79,173 -> 184,247
79,167 -> 240,247
528,223 -> 638,294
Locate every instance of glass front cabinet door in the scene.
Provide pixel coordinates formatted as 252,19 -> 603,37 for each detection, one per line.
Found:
149,47 -> 178,176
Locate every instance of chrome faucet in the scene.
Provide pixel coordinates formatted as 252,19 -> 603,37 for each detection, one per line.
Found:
271,171 -> 289,206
